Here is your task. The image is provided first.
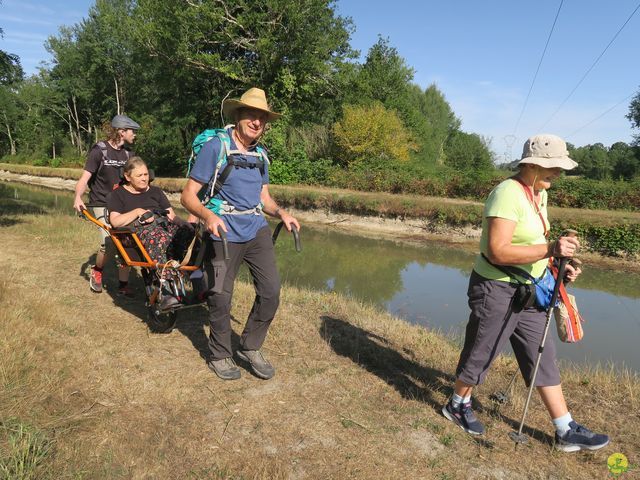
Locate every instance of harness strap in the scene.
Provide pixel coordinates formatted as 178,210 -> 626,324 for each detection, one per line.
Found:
218,202 -> 263,216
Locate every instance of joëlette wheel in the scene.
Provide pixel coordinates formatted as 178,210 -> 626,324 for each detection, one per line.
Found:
147,305 -> 177,333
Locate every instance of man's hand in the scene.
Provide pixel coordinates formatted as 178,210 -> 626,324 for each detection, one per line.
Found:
204,212 -> 227,237
280,211 -> 300,232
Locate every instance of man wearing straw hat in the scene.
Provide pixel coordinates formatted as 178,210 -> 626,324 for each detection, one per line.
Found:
181,87 -> 300,381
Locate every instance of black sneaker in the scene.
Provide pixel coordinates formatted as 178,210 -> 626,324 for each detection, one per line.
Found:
555,421 -> 610,452
236,350 -> 275,379
442,400 -> 485,435
207,357 -> 241,380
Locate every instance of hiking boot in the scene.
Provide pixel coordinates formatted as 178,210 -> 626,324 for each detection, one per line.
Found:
89,267 -> 103,293
236,350 -> 275,379
207,357 -> 241,380
554,421 -> 610,452
442,400 -> 485,435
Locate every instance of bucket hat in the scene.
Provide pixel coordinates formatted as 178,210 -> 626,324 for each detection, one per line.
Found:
222,88 -> 281,122
516,134 -> 577,170
111,114 -> 140,130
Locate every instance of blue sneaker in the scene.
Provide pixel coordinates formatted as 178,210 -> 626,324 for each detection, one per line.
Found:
442,400 -> 485,435
555,421 -> 610,452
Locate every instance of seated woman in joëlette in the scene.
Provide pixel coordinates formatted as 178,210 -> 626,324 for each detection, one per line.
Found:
106,156 -> 193,266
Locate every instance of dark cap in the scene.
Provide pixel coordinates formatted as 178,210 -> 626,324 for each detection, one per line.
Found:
111,114 -> 140,130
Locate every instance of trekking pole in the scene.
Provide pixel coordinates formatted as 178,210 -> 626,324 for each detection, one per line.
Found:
490,369 -> 519,404
509,232 -> 576,447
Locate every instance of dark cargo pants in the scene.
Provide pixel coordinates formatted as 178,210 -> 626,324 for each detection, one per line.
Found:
455,270 -> 561,388
204,226 -> 280,360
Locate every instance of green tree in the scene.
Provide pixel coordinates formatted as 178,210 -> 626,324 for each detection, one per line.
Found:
444,131 -> 493,172
627,88 -> 640,145
581,143 -> 612,180
419,84 -> 461,164
333,102 -> 416,168
0,85 -> 20,156
610,141 -> 640,180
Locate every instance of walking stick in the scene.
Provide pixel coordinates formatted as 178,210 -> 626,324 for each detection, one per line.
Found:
509,233 -> 576,446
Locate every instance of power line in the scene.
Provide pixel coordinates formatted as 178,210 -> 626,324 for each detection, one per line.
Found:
512,0 -> 564,136
538,1 -> 640,131
564,92 -> 635,141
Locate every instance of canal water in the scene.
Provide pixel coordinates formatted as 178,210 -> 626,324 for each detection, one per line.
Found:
3,181 -> 639,372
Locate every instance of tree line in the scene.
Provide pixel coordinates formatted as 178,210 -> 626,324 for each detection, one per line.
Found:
1,0 -> 640,189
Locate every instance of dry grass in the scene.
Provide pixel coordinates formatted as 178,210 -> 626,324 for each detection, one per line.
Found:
0,202 -> 638,479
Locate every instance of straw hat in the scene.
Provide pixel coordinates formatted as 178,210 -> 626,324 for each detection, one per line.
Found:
516,134 -> 578,170
222,88 -> 281,122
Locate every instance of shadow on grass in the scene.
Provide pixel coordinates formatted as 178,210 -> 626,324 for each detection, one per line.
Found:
0,198 -> 46,228
320,315 -> 455,410
485,396 -> 555,446
320,316 -> 553,447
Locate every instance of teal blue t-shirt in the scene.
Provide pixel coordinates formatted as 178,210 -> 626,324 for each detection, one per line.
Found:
189,128 -> 269,243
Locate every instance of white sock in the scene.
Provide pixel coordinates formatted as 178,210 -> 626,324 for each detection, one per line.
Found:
552,412 -> 573,435
462,395 -> 472,404
451,393 -> 465,408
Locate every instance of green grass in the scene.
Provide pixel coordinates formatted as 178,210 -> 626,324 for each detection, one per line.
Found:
0,420 -> 52,480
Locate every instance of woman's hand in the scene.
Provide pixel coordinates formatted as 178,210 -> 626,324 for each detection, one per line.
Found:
550,235 -> 580,258
564,263 -> 582,282
109,208 -> 151,228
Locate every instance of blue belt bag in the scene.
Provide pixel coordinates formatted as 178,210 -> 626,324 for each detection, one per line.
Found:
482,254 -> 557,311
532,268 -> 556,310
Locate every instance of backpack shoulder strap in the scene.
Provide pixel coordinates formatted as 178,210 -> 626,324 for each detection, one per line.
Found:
214,128 -> 231,169
255,144 -> 270,164
89,141 -> 109,185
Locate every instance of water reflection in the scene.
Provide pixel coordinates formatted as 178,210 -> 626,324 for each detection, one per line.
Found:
3,181 -> 640,372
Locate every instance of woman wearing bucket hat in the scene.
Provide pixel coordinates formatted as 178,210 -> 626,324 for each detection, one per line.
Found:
441,134 -> 610,452
181,87 -> 299,381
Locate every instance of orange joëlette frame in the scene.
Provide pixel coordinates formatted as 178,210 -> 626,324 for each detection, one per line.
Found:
81,208 -> 199,272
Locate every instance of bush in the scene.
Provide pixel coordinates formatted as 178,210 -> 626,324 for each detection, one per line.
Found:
549,177 -> 640,210
333,102 -> 417,168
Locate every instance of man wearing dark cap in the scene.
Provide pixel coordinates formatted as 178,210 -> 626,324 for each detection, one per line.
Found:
73,114 -> 140,296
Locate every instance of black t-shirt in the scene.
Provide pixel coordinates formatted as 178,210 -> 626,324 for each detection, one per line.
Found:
84,142 -> 133,205
106,185 -> 171,216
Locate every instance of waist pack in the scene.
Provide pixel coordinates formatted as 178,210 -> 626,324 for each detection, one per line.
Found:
482,254 -> 557,311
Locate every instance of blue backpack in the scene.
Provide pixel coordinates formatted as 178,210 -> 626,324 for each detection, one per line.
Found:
187,127 -> 269,215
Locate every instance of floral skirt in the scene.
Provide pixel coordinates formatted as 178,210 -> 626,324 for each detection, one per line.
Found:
135,221 -> 195,264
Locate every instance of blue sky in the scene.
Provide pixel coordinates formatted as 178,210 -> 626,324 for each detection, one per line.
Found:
2,0 -> 639,159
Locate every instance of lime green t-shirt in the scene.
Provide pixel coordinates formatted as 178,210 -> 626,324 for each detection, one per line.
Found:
473,179 -> 549,282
